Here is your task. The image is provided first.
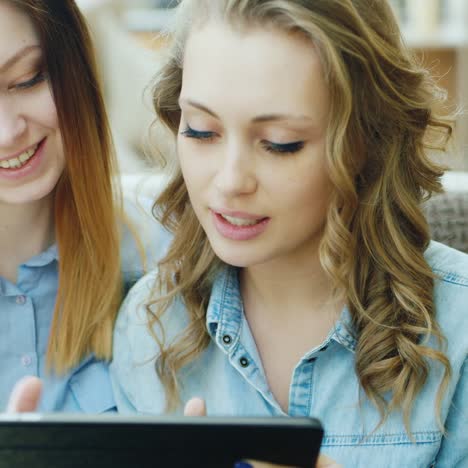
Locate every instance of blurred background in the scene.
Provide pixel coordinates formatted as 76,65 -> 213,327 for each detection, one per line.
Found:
76,0 -> 468,180
74,0 -> 468,251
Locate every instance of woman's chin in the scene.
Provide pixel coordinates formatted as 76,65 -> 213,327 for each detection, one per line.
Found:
210,243 -> 270,269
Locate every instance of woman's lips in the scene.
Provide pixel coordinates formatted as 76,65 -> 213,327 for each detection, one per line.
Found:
211,210 -> 270,241
0,138 -> 47,181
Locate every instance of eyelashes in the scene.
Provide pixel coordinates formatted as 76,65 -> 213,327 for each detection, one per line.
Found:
12,71 -> 47,91
180,125 -> 305,155
180,126 -> 215,141
261,141 -> 305,154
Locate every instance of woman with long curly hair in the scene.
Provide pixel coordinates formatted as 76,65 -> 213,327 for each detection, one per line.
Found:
111,0 -> 467,465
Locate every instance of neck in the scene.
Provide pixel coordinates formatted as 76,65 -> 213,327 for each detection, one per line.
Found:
239,244 -> 344,414
0,195 -> 55,283
240,243 -> 340,322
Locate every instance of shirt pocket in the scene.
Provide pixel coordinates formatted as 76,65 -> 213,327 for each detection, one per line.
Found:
69,360 -> 116,413
323,431 -> 442,468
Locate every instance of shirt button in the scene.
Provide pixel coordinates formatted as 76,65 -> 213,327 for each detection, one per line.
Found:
239,357 -> 249,368
222,335 -> 232,345
21,355 -> 32,367
16,295 -> 27,305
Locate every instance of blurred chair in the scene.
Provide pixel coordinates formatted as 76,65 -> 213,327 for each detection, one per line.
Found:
77,2 -> 468,256
424,191 -> 468,253
77,0 -> 173,172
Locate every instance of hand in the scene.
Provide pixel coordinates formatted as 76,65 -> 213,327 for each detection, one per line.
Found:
6,376 -> 42,412
231,453 -> 342,468
183,397 -> 206,417
315,454 -> 342,468
183,398 -> 342,468
232,456 -> 342,468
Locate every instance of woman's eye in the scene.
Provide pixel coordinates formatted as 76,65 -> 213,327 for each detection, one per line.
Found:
180,125 -> 216,141
12,71 -> 47,91
261,140 -> 305,155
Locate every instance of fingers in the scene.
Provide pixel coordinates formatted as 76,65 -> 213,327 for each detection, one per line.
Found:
181,399 -> 339,468
316,454 -> 342,467
183,397 -> 206,416
235,461 -> 293,468
6,376 -> 42,413
235,455 -> 341,468
182,398 -> 291,468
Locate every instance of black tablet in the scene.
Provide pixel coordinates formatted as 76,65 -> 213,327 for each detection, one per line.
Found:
0,413 -> 323,468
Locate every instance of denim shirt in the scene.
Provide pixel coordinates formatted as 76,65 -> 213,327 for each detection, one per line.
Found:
0,193 -> 170,412
111,241 -> 468,468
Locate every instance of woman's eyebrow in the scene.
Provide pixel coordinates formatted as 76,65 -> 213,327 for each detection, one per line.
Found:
179,98 -> 219,119
0,45 -> 41,73
251,113 -> 315,123
179,98 -> 314,123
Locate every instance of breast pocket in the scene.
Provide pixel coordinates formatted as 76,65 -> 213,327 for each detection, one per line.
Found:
322,431 -> 442,468
69,360 -> 116,413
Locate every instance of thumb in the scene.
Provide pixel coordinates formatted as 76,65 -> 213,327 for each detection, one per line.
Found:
183,397 -> 206,416
316,454 -> 342,468
7,376 -> 43,413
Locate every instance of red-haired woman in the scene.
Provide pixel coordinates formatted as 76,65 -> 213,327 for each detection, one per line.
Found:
0,0 -> 166,412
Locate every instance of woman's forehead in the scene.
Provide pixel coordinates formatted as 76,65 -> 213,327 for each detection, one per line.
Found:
181,22 -> 329,125
0,2 -> 39,67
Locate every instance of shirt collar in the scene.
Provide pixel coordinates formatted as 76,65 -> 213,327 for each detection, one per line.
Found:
332,305 -> 357,352
206,265 -> 243,348
205,264 -> 358,353
23,243 -> 59,268
0,244 -> 59,296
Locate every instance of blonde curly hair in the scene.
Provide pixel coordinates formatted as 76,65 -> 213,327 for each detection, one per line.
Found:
149,0 -> 453,434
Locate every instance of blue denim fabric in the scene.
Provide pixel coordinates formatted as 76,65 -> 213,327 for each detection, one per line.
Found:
111,241 -> 468,467
0,193 -> 170,412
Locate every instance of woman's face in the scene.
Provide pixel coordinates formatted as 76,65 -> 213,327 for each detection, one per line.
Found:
178,22 -> 332,269
0,1 -> 64,206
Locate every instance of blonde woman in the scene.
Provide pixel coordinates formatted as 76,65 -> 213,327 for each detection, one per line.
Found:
0,0 -> 167,412
111,0 -> 467,466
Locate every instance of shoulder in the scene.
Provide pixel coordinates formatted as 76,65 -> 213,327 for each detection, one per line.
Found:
425,241 -> 468,361
111,268 -> 191,412
111,268 -> 183,414
113,269 -> 189,364
119,183 -> 172,289
113,270 -> 159,364
425,241 -> 468,303
115,269 -> 159,331
425,240 -> 468,286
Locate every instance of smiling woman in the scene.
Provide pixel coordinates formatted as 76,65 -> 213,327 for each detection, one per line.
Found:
0,36 -> 64,204
0,0 -> 167,412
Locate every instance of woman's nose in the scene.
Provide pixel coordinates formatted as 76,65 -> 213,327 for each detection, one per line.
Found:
0,99 -> 27,149
214,145 -> 257,197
